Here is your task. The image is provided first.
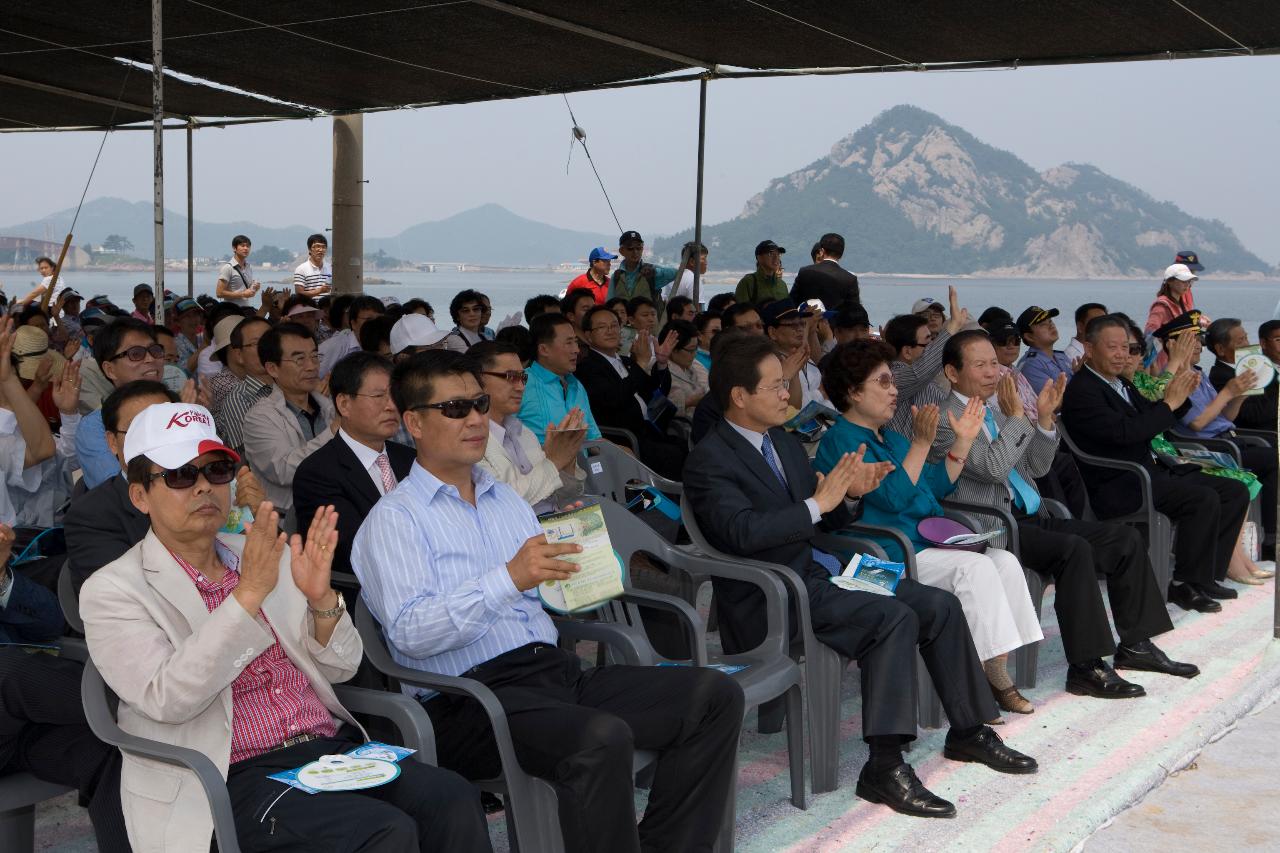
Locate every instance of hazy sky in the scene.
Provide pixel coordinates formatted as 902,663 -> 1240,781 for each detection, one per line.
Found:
3,54 -> 1278,263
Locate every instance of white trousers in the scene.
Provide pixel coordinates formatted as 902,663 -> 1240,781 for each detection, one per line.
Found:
914,547 -> 1043,661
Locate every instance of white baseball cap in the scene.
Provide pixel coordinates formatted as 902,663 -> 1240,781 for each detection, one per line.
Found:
390,313 -> 450,355
286,302 -> 321,317
1163,263 -> 1198,283
124,403 -> 240,468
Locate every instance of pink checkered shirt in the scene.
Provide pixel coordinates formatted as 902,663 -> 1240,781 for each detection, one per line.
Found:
171,544 -> 337,764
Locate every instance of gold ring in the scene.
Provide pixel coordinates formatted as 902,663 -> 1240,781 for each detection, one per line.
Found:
320,544 -> 329,551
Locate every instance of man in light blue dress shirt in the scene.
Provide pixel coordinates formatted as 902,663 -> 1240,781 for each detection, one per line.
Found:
352,350 -> 743,853
516,314 -> 602,444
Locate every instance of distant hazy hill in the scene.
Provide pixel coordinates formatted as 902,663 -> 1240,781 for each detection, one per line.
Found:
653,105 -> 1270,277
364,204 -> 613,266
1,199 -> 612,267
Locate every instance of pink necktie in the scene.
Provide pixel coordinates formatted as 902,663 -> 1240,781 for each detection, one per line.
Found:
374,453 -> 397,494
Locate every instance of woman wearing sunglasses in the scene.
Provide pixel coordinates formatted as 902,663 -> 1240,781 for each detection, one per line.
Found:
815,340 -> 1043,719
80,402 -> 492,852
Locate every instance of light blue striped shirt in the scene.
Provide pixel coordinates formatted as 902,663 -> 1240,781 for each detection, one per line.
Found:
351,460 -> 557,691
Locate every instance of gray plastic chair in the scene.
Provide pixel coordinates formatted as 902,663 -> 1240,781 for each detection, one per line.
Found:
1168,437 -> 1266,545
57,560 -> 82,634
81,659 -> 439,853
1059,422 -> 1174,596
0,639 -> 84,853
680,495 -> 943,794
598,426 -> 640,456
596,498 -> 807,819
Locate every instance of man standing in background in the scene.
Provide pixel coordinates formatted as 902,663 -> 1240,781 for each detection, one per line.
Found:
214,235 -> 260,306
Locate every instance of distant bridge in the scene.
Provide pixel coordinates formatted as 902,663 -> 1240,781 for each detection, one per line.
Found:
0,236 -> 90,269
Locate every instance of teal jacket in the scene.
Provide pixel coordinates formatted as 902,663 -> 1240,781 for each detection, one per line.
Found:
814,417 -> 955,561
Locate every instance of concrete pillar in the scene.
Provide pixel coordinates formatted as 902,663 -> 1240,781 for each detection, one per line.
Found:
331,113 -> 364,295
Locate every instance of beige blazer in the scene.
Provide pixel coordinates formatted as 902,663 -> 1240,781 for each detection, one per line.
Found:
81,529 -> 364,852
241,384 -> 335,512
478,420 -> 585,510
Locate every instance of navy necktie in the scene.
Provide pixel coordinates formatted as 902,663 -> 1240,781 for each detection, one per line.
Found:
761,433 -> 843,576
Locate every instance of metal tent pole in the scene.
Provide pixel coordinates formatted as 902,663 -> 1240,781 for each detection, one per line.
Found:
692,76 -> 707,307
186,121 -> 194,298
151,0 -> 165,324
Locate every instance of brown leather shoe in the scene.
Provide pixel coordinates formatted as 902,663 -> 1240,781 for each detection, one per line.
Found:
990,683 -> 1034,715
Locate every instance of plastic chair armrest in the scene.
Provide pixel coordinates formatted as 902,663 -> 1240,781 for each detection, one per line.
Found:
332,685 -> 437,764
941,498 -> 1020,554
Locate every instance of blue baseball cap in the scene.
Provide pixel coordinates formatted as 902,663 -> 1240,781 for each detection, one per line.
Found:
589,247 -> 618,263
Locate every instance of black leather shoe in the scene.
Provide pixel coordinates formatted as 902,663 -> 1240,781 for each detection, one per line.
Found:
1197,581 -> 1239,600
856,762 -> 956,818
943,726 -> 1038,774
1115,640 -> 1200,679
1065,659 -> 1146,698
1168,582 -> 1222,613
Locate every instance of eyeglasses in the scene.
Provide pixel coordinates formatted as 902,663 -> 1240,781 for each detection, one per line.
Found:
108,343 -> 165,363
906,341 -> 927,350
482,370 -> 528,385
753,379 -> 791,395
283,352 -> 321,367
679,344 -> 699,353
410,394 -> 491,419
867,374 -> 895,388
1127,343 -> 1144,356
590,323 -> 621,333
147,459 -> 238,489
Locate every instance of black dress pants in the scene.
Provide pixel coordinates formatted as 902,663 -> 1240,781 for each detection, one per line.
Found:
423,643 -> 744,853
802,573 -> 998,738
1146,469 -> 1250,584
0,649 -> 128,853
1018,517 -> 1174,664
224,730 -> 490,852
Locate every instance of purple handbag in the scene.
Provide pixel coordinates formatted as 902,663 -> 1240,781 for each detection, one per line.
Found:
917,516 -> 988,553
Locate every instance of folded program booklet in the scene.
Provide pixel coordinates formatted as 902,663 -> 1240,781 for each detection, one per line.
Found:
537,501 -> 625,613
830,553 -> 905,596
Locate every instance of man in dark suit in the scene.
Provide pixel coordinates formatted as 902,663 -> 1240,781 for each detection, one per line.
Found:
574,304 -> 687,479
789,232 -> 860,310
684,335 -> 1038,820
932,331 -> 1196,700
1207,317 -> 1277,435
293,351 -> 414,578
1060,314 -> 1250,612
64,381 -> 175,591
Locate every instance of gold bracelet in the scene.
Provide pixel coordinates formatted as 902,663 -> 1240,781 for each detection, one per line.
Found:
307,590 -> 345,619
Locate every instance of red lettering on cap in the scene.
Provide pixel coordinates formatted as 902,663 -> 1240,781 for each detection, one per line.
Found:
165,410 -> 211,429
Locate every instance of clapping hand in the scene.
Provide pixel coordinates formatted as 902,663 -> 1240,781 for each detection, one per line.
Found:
1035,372 -> 1067,427
544,408 -> 587,470
33,354 -> 54,387
1163,368 -> 1200,410
1166,332 -> 1198,372
290,504 -> 339,606
631,329 -> 653,365
813,451 -> 860,513
996,373 -> 1023,418
911,403 -> 941,446
0,524 -> 14,577
947,395 -> 986,444
654,329 -> 679,368
234,466 -> 266,510
50,358 -> 82,415
236,502 -> 287,609
179,378 -> 198,404
1070,355 -> 1085,375
842,443 -> 895,498
781,343 -> 810,381
0,319 -> 15,384
945,285 -> 971,334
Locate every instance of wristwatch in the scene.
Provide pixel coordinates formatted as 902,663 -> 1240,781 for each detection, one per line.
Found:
307,590 -> 345,619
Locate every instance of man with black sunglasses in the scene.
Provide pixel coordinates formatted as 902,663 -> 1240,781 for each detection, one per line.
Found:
471,341 -> 585,514
353,351 -> 744,853
81,402 -> 489,852
75,317 -> 172,489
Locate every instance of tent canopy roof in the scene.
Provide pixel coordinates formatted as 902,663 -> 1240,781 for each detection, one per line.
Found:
3,0 -> 1277,130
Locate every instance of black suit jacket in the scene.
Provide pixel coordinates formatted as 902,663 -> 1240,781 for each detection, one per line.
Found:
684,418 -> 853,652
574,348 -> 672,438
1060,367 -> 1192,517
1210,358 -> 1276,431
293,437 -> 416,576
64,474 -> 151,593
790,261 -> 860,310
